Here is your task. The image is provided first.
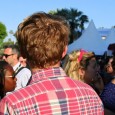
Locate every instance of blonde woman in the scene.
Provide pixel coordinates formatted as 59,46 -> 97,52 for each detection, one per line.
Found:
63,49 -> 104,95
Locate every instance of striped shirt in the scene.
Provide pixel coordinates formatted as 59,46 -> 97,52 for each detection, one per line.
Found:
0,67 -> 104,115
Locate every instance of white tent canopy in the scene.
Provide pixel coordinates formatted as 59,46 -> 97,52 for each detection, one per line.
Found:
68,20 -> 107,55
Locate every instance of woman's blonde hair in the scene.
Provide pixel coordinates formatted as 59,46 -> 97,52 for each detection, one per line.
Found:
63,49 -> 95,81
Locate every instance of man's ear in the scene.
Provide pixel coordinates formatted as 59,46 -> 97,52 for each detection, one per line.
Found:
62,45 -> 68,58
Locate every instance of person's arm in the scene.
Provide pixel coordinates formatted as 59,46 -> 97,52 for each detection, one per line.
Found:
0,98 -> 15,115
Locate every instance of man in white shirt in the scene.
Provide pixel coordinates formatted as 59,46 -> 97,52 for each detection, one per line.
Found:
3,45 -> 31,90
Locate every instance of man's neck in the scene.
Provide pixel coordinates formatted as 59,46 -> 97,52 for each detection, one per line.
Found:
11,60 -> 19,67
31,62 -> 61,73
13,62 -> 21,71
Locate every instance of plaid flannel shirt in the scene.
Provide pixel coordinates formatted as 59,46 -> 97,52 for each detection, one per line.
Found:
0,67 -> 104,115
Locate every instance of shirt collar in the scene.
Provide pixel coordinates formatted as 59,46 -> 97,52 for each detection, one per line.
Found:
13,62 -> 21,71
30,67 -> 66,84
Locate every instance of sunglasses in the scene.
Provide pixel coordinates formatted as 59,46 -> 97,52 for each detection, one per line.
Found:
3,54 -> 14,58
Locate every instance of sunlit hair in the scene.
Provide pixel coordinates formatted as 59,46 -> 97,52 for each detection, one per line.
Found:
16,12 -> 70,69
63,49 -> 95,81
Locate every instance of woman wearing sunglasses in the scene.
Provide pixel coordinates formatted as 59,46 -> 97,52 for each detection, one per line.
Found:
0,61 -> 17,99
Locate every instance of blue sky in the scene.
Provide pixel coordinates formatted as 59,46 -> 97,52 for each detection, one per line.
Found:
0,0 -> 115,41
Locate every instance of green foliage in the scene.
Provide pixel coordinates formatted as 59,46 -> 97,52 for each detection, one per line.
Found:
0,38 -> 15,55
9,30 -> 14,35
0,22 -> 7,45
49,10 -> 57,15
49,8 -> 89,44
2,38 -> 14,48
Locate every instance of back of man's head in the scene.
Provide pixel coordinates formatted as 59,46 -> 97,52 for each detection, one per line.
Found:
16,12 -> 70,69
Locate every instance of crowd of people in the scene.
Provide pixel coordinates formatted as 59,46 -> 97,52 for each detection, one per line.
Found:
0,12 -> 115,115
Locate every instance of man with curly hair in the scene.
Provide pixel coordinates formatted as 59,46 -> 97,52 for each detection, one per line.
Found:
0,12 -> 104,115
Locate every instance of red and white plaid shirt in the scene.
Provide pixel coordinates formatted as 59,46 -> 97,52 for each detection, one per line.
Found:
0,67 -> 104,115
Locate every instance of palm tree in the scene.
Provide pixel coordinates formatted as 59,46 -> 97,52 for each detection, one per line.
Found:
79,15 -> 89,32
49,8 -> 89,44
